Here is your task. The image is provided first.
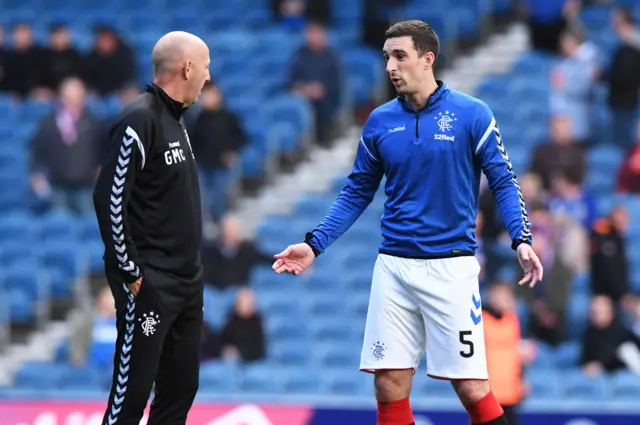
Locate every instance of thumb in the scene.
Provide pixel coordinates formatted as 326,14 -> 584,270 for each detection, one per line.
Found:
274,246 -> 293,259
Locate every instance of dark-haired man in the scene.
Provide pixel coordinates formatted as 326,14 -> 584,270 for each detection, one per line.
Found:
272,20 -> 543,425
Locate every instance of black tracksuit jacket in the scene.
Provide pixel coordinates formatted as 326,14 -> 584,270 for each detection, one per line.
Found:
93,83 -> 203,284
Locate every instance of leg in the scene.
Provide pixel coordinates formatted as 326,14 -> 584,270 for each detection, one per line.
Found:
102,270 -> 175,425
414,256 -> 506,425
360,255 -> 425,425
501,405 -> 518,425
147,287 -> 203,425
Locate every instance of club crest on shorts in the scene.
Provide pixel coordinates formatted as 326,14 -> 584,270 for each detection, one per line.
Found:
371,341 -> 386,360
139,311 -> 160,336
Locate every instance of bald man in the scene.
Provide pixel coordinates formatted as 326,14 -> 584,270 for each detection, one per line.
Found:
93,31 -> 210,425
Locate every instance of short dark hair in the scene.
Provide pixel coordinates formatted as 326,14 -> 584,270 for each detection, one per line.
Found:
385,20 -> 440,58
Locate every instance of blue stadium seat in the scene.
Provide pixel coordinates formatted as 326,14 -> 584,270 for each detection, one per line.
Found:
266,316 -> 309,343
320,370 -> 369,395
13,363 -> 61,390
308,319 -> 353,343
342,48 -> 384,105
303,293 -> 347,317
266,94 -> 313,136
7,288 -> 36,324
609,371 -> 640,400
38,241 -> 88,299
239,363 -> 281,393
555,341 -> 581,368
58,365 -> 103,390
312,343 -> 359,370
199,361 -> 239,392
281,368 -> 321,394
37,210 -> 80,242
563,370 -> 609,399
413,376 -> 458,398
526,369 -> 563,400
270,342 -> 311,367
531,342 -> 556,370
566,293 -> 590,339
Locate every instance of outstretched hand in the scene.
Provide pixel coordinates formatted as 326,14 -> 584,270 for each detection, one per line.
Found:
517,244 -> 544,288
272,243 -> 315,275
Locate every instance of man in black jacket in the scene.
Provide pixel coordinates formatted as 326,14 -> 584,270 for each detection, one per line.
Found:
590,205 -> 629,304
605,7 -> 640,151
93,31 -> 210,425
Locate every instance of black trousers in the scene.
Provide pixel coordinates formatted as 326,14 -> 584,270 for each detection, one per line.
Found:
102,265 -> 204,425
502,404 -> 518,425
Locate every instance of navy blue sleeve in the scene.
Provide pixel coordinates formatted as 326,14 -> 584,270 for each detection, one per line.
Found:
307,115 -> 384,254
473,101 -> 532,249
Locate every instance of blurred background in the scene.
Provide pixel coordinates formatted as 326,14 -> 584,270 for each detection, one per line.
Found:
0,0 -> 639,424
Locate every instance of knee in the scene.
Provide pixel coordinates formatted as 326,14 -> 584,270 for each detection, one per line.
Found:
374,369 -> 413,402
451,379 -> 490,407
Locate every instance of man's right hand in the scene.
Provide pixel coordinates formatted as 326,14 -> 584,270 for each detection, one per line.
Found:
272,243 -> 315,275
128,276 -> 143,296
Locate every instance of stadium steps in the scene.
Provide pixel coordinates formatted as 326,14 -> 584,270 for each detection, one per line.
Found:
0,309 -> 85,386
442,23 -> 530,94
233,126 -> 363,239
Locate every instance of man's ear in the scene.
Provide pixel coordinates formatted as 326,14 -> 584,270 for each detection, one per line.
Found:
425,52 -> 435,70
183,60 -> 192,79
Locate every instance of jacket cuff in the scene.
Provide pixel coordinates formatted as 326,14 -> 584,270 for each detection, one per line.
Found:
304,232 -> 321,257
511,238 -> 532,251
120,261 -> 144,283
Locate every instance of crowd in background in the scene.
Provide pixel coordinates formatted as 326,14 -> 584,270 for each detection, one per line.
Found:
479,1 -> 640,394
2,0 -> 640,407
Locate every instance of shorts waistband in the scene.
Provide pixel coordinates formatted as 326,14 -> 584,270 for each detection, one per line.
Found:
378,249 -> 475,260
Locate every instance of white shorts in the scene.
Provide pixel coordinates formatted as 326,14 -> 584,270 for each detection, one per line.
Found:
359,254 -> 488,380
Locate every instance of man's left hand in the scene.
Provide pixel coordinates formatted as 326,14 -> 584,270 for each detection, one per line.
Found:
517,243 -> 543,288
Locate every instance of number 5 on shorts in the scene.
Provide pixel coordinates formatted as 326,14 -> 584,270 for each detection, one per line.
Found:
459,330 -> 474,358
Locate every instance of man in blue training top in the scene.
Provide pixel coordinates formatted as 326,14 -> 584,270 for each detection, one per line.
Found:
272,20 -> 543,425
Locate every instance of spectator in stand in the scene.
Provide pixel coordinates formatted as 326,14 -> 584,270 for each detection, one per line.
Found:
548,168 -> 597,230
582,295 -> 640,376
289,20 -> 343,147
601,7 -> 640,151
201,215 -> 272,290
590,205 -> 630,305
189,81 -> 246,222
483,282 -> 535,425
68,285 -> 117,367
3,23 -> 44,98
39,24 -> 84,96
529,114 -> 587,191
30,77 -> 100,214
521,0 -> 579,54
550,26 -> 599,145
272,0 -> 331,29
526,205 -> 587,346
83,26 -> 136,97
617,120 -> 640,193
219,287 -> 266,363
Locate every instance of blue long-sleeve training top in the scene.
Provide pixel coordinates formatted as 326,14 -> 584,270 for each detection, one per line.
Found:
306,81 -> 532,259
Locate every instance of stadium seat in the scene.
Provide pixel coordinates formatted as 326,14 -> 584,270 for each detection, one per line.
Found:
239,363 -> 282,393
58,365 -> 103,390
37,210 -> 80,242
13,363 -> 61,390
199,361 -> 239,392
563,370 -> 609,399
609,371 -> 640,400
555,341 -> 581,368
526,369 -> 563,400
